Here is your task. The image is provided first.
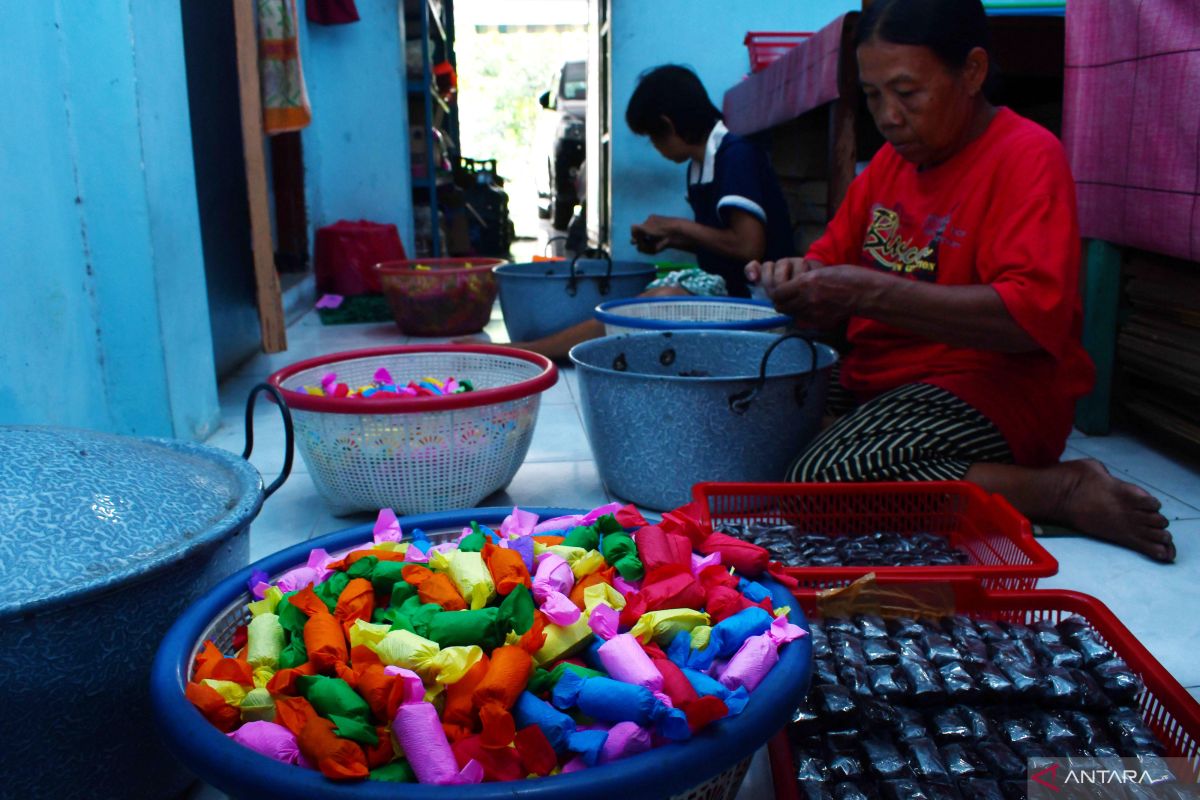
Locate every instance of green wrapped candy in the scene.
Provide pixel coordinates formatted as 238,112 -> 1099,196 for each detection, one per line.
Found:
425,608 -> 505,650
601,530 -> 644,581
313,571 -> 350,613
595,513 -> 623,535
562,524 -> 600,551
296,675 -> 378,746
457,522 -> 488,553
344,555 -> 379,580
372,606 -> 415,634
239,687 -> 276,723
370,761 -> 418,782
276,593 -> 308,638
500,584 -> 535,636
396,594 -> 443,636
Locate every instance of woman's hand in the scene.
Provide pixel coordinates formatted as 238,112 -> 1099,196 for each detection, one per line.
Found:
630,215 -> 679,254
767,264 -> 885,328
745,257 -> 825,295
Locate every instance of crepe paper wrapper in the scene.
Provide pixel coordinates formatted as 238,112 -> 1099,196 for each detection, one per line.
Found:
635,526 -> 693,574
534,614 -> 595,665
598,720 -> 653,764
248,584 -> 284,617
227,720 -> 304,765
569,566 -> 616,610
501,506 -> 539,540
333,577 -> 377,630
532,553 -> 575,602
303,609 -> 351,676
425,607 -> 507,650
392,701 -> 484,785
691,551 -> 723,577
527,661 -> 606,696
276,549 -> 335,594
637,567 -> 707,613
706,584 -> 769,625
481,542 -> 533,596
295,675 -> 378,746
512,690 -> 578,752
452,735 -> 525,782
246,613 -> 285,670
363,725 -> 397,769
540,590 -> 582,626
248,570 -> 270,601
458,527 -> 488,553
193,641 -> 255,686
239,687 -> 277,723
628,608 -> 711,645
402,565 -> 468,611
430,550 -> 496,610
657,502 -> 709,547
695,532 -> 769,577
442,655 -> 490,742
600,530 -> 644,581
472,645 -> 534,748
687,606 -> 774,671
567,549 -> 607,581
500,534 -> 536,574
534,502 -> 622,535
515,724 -> 558,776
355,664 -> 402,723
369,760 -> 418,782
561,524 -> 600,551
588,602 -> 620,640
186,681 -> 240,732
582,581 -> 627,614
550,671 -> 690,740
562,755 -> 589,774
298,716 -> 370,781
697,564 -> 739,592
736,577 -> 772,604
598,634 -> 665,693
203,678 -> 250,708
681,667 -> 750,716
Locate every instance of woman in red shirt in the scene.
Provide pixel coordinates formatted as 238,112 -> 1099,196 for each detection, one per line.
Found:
749,0 -> 1175,561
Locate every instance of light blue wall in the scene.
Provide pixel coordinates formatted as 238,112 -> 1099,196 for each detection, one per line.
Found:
300,1 -> 416,257
0,0 -> 219,439
608,0 -> 857,263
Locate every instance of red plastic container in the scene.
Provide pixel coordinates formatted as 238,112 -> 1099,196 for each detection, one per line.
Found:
771,581 -> 1200,800
744,31 -> 814,73
374,257 -> 506,336
692,481 -> 1058,591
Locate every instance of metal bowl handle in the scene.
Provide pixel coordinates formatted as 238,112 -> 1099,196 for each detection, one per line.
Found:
568,247 -> 614,297
242,383 -> 295,500
727,332 -> 819,416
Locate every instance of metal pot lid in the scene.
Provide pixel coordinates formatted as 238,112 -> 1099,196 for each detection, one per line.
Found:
0,426 -> 264,619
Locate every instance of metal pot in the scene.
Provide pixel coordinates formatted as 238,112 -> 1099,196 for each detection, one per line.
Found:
0,385 -> 294,798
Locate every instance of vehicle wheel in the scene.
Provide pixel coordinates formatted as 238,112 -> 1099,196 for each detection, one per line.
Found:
552,195 -> 575,230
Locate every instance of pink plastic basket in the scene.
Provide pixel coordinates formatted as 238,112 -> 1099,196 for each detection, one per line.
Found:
744,31 -> 814,73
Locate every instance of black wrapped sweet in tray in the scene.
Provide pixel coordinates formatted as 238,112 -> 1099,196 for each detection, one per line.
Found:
721,523 -> 971,568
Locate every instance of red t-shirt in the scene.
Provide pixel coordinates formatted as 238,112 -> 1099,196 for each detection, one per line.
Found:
806,108 -> 1095,466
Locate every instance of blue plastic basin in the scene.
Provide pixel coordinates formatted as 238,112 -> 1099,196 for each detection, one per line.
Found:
494,258 -> 655,342
152,507 -> 812,800
570,331 -> 838,511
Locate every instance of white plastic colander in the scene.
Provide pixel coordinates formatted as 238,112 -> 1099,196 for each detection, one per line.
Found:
594,296 -> 791,336
267,345 -> 557,515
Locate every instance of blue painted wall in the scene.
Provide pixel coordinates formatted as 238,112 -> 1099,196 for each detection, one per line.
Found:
607,0 -> 857,264
0,0 -> 219,439
300,0 -> 416,258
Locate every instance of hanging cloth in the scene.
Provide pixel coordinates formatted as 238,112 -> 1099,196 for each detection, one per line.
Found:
257,0 -> 313,134
307,0 -> 360,25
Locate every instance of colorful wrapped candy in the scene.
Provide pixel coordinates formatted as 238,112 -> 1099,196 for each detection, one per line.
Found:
302,368 -> 476,399
187,503 -> 806,787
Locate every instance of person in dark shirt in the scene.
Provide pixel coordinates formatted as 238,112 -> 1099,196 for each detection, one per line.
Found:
627,64 -> 794,299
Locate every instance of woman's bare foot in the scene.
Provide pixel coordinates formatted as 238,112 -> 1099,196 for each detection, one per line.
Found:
1049,459 -> 1174,562
967,458 -> 1175,563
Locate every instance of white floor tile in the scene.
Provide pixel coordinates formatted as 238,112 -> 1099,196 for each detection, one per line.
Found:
1038,518 -> 1200,687
1189,687 -> 1200,704
482,459 -> 610,510
1058,457 -> 1200,522
1066,430 -> 1200,511
248,476 -> 329,560
525,402 -> 593,462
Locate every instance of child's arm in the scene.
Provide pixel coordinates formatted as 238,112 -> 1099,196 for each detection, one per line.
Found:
631,209 -> 766,263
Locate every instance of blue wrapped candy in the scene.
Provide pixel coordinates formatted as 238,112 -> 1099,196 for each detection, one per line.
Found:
511,691 -> 609,764
687,607 -> 774,671
681,667 -> 750,716
551,671 -> 690,741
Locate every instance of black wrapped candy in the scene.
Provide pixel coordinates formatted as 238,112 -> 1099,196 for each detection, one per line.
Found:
864,738 -> 913,780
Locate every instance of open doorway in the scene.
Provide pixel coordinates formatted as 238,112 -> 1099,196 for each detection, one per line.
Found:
453,0 -> 589,261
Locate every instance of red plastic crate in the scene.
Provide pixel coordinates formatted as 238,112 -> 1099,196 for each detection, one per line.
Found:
744,31 -> 814,73
770,581 -> 1200,800
692,481 -> 1057,591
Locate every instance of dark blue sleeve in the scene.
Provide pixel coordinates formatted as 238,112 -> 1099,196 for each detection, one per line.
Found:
713,138 -> 773,226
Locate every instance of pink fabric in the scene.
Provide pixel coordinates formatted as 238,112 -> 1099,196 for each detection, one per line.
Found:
1063,1 -> 1200,260
723,15 -> 849,135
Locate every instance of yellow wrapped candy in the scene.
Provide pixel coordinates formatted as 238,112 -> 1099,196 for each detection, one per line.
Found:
239,687 -> 276,723
430,550 -> 496,610
202,679 -> 249,707
348,619 -> 391,650
534,615 -> 593,666
690,625 -> 713,651
248,585 -> 284,617
428,645 -> 484,686
247,612 -> 284,669
582,582 -> 626,613
366,628 -> 483,685
569,550 -> 607,580
628,609 -> 711,645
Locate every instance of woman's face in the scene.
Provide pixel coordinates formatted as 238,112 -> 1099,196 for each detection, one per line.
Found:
857,37 -> 988,168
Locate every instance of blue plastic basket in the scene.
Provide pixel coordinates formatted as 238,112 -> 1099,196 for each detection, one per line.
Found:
594,297 -> 792,336
152,507 -> 813,800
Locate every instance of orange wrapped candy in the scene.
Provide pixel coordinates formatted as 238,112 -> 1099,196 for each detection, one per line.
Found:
267,662 -> 318,696
402,564 -> 468,611
569,566 -> 616,610
185,681 -> 239,732
472,645 -> 533,749
297,716 -> 369,781
334,577 -> 375,632
363,724 -> 396,769
482,542 -> 532,596
442,654 -> 490,743
192,640 -> 253,686
273,695 -> 320,738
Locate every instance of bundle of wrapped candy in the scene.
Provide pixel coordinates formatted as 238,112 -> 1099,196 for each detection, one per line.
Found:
790,614 -> 1179,800
184,502 -> 805,785
302,367 -> 475,399
722,524 -> 970,569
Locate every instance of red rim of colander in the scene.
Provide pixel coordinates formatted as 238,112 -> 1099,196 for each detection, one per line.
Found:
266,344 -> 557,414
374,258 -> 508,276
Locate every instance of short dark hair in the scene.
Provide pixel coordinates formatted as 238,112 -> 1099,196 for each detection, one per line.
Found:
625,65 -> 722,145
857,0 -> 998,94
